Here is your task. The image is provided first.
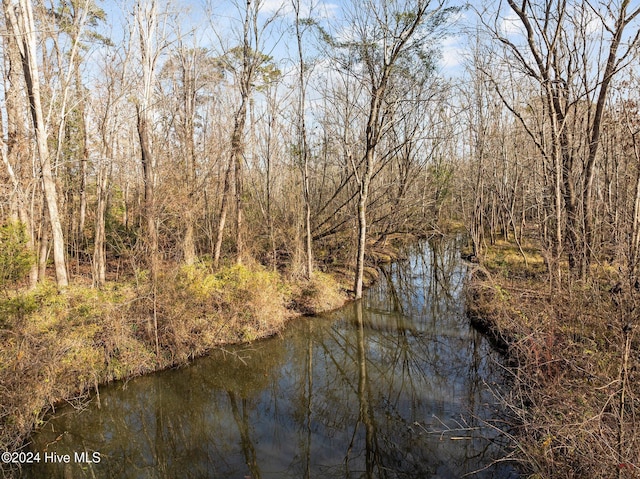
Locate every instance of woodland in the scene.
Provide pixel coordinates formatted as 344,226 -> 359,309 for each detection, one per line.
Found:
1,0 -> 640,477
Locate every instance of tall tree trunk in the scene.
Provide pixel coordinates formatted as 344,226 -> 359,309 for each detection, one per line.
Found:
180,49 -> 197,265
137,105 -> 158,279
213,99 -> 248,269
93,153 -> 111,287
233,0 -> 253,265
1,2 -> 38,286
214,160 -> 232,268
355,92 -> 381,299
8,0 -> 69,287
78,138 -> 88,241
135,0 -> 160,279
354,168 -> 371,299
183,209 -> 196,265
77,68 -> 89,245
233,100 -> 246,265
293,0 -> 313,279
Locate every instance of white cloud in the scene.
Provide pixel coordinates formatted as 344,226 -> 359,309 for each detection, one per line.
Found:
259,0 -> 338,19
501,10 -> 524,37
313,1 -> 339,19
259,0 -> 289,16
440,36 -> 466,70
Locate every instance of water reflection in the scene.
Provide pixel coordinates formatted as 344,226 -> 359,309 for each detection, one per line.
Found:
24,238 -> 518,478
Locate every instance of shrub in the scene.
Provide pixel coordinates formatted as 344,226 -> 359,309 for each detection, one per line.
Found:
155,262 -> 291,360
0,221 -> 34,291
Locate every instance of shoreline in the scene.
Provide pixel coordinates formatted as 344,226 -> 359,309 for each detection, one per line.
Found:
464,241 -> 640,478
0,262 -> 356,477
0,233 -> 446,478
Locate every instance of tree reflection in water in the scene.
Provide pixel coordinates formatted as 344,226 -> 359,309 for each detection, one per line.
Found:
25,238 -> 518,479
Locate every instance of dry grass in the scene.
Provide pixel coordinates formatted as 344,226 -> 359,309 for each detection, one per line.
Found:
0,262 -> 348,475
152,262 -> 292,361
287,270 -> 348,315
467,243 -> 640,478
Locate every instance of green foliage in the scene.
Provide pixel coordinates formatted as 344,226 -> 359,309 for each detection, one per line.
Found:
394,11 -> 417,23
0,294 -> 38,328
33,281 -> 67,311
176,262 -> 284,305
0,221 -> 34,291
221,46 -> 281,88
300,17 -> 316,27
48,0 -> 110,44
177,262 -> 223,300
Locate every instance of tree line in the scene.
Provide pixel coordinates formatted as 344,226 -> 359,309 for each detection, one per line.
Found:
462,0 -> 640,288
2,0 -> 640,297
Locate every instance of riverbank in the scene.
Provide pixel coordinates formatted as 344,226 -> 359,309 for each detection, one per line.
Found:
0,261 -> 353,473
465,241 -> 640,478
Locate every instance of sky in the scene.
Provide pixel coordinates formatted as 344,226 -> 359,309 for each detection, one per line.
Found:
91,0 -> 473,77
87,0 -> 639,94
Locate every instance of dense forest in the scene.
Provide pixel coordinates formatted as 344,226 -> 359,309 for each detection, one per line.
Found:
0,0 -> 462,297
1,0 -> 639,294
2,0 -> 640,477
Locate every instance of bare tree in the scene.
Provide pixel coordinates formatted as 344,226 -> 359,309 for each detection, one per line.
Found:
330,0 -> 452,298
5,0 -> 69,287
580,1 -> 640,274
134,0 -> 162,279
293,0 -> 313,278
43,0 -> 104,258
213,0 -> 278,266
483,0 -> 640,280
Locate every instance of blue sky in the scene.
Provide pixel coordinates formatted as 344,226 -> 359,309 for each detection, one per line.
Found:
92,0 -> 472,75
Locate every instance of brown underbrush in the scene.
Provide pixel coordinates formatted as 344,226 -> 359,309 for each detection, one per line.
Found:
0,262 -> 347,473
466,242 -> 640,478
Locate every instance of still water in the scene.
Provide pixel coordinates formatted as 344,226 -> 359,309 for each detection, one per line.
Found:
24,239 -> 518,478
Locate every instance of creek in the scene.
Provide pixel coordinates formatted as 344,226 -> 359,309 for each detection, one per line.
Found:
23,238 -> 518,478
